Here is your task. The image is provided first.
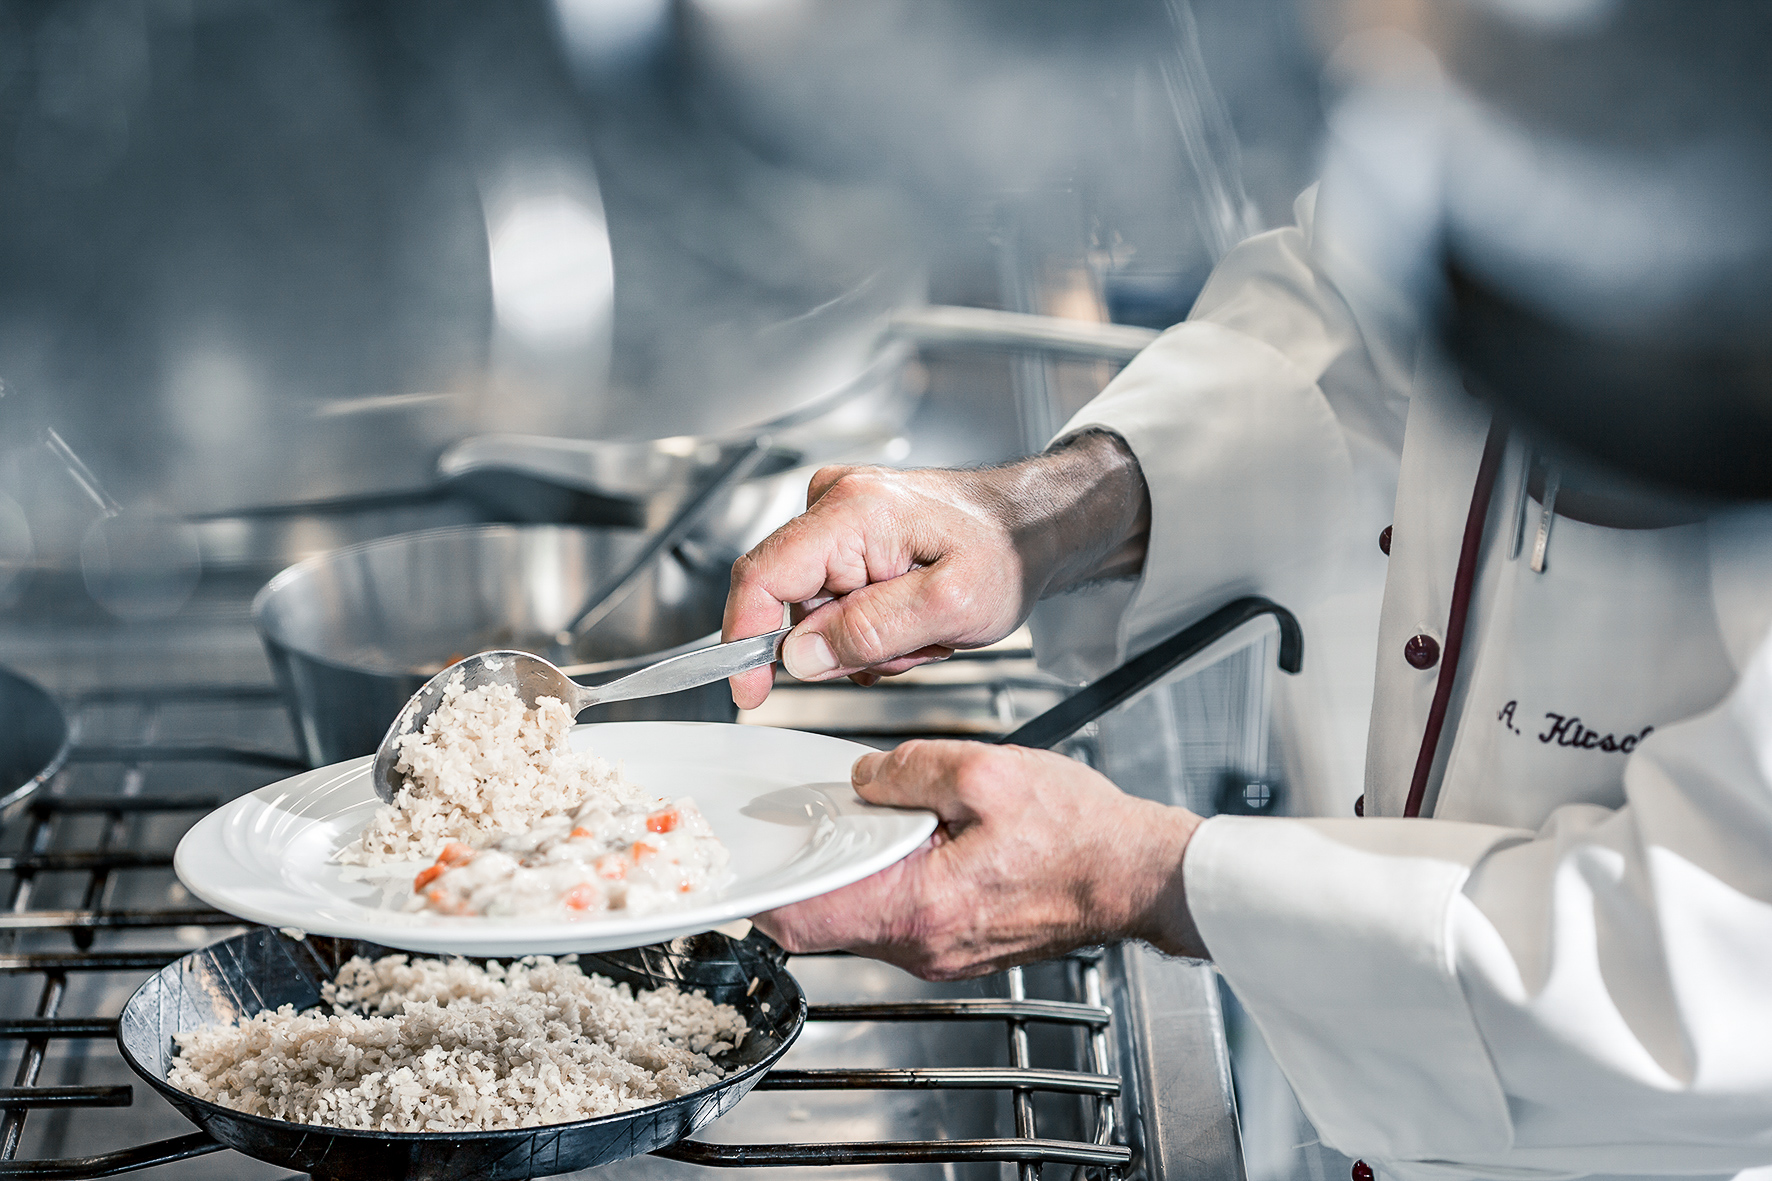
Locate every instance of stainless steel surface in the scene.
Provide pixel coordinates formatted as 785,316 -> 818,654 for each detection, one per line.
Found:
0,5 -> 612,525
553,438 -> 777,652
438,341 -> 915,521
0,0 -> 1322,579
1110,944 -> 1246,1181
254,524 -> 738,769
0,5 -> 937,581
373,627 -> 789,804
200,337 -> 913,566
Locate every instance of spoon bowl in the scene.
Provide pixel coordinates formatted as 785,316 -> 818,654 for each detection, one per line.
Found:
371,628 -> 791,803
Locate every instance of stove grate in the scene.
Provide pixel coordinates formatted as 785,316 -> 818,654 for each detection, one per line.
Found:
0,682 -> 1133,1180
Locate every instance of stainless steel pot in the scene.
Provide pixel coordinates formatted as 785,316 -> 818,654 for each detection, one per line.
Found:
254,525 -> 737,768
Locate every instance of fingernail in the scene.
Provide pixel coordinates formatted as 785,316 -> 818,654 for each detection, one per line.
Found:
783,631 -> 838,679
853,752 -> 884,786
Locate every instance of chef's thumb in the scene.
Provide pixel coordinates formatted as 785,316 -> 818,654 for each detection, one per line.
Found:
850,739 -> 980,826
781,569 -> 951,680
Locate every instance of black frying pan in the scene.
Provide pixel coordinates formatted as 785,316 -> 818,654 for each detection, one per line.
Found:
0,666 -> 70,813
118,927 -> 805,1181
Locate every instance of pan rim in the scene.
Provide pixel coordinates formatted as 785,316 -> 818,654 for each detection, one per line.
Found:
0,666 -> 72,814
116,929 -> 807,1146
248,522 -> 729,681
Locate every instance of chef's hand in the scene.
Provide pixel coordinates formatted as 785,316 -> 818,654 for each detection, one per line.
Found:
724,430 -> 1149,709
751,740 -> 1207,978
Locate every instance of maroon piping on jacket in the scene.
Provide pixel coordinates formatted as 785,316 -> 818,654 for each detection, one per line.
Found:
1403,418 -> 1509,818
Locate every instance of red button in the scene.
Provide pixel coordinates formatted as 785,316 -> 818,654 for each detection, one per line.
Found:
1353,794 -> 1364,817
1352,1162 -> 1374,1181
1378,526 -> 1392,555
1404,634 -> 1440,670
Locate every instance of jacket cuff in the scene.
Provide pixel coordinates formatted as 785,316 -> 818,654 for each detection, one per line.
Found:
1029,320 -> 1355,682
1185,815 -> 1522,1163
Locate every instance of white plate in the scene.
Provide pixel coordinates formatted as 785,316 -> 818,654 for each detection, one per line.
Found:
175,722 -> 935,956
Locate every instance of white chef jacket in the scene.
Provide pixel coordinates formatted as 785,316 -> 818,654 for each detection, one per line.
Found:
1031,187 -> 1772,1181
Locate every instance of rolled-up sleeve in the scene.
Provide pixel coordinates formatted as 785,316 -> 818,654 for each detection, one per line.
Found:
1188,634 -> 1772,1180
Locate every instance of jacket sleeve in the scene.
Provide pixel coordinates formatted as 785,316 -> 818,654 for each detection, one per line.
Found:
1187,630 -> 1772,1180
1029,187 -> 1409,682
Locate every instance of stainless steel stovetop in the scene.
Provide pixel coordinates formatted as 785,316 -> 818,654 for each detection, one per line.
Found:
0,573 -> 1244,1181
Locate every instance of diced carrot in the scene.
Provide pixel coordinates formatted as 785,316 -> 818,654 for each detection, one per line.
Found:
595,855 -> 627,880
414,864 -> 445,891
563,883 -> 599,910
645,808 -> 679,834
632,841 -> 658,860
438,842 -> 475,866
570,827 -> 593,840
679,882 -> 693,893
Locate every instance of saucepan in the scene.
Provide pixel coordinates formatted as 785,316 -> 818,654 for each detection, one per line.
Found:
434,311 -> 1156,542
0,666 -> 70,814
118,927 -> 805,1181
253,524 -> 738,768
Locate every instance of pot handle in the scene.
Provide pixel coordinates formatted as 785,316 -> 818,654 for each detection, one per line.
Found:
996,596 -> 1301,751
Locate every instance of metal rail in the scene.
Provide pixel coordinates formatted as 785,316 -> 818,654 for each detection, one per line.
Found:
0,855 -> 171,874
64,745 -> 305,770
658,1137 -> 1133,1169
0,1021 -> 115,1040
0,911 -> 231,933
757,1067 -> 1119,1095
809,998 -> 1112,1026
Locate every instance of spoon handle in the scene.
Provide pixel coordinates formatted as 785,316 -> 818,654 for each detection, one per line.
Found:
578,627 -> 793,711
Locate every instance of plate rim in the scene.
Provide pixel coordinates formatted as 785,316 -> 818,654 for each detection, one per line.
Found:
175,721 -> 936,952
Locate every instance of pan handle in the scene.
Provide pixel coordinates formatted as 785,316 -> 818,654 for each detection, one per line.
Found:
995,596 -> 1301,751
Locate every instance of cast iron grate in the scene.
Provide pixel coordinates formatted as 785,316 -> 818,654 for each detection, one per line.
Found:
0,682 -> 1131,1180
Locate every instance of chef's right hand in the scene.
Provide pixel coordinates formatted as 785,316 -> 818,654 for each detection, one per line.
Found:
724,430 -> 1150,709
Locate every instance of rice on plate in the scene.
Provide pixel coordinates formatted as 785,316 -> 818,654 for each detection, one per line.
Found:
340,676 -> 730,918
167,952 -> 749,1131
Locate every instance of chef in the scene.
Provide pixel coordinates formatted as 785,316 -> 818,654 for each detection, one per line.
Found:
724,4 -> 1772,1180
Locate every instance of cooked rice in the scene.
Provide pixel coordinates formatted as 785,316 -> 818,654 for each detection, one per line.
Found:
341,677 -> 647,866
167,953 -> 749,1131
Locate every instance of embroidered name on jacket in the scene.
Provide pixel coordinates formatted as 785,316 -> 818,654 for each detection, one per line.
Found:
1496,700 -> 1654,753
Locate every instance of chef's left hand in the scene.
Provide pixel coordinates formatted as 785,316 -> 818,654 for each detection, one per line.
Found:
752,739 -> 1209,978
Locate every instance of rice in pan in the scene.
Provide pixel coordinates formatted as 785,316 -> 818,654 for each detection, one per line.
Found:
167,953 -> 749,1131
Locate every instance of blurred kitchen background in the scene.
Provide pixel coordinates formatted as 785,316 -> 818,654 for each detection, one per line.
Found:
0,3 -> 1369,1178
0,0 -> 1325,587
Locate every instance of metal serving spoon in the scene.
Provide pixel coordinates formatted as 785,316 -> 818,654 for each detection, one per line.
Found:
371,626 -> 793,803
